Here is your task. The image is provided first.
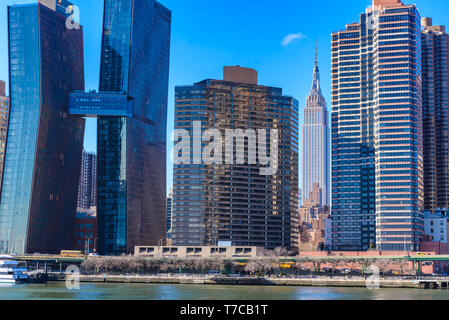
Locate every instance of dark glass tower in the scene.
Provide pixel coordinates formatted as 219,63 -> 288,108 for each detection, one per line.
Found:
0,0 -> 85,255
96,0 -> 171,255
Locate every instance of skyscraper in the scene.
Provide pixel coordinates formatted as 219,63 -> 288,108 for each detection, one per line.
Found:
166,188 -> 173,234
331,0 -> 423,251
173,66 -> 299,249
70,0 -> 171,255
302,45 -> 330,206
0,0 -> 85,255
77,150 -> 97,210
422,18 -> 449,213
0,81 -> 9,191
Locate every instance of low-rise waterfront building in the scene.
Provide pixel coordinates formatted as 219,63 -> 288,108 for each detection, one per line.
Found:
423,210 -> 449,244
73,208 -> 97,254
135,246 -> 266,259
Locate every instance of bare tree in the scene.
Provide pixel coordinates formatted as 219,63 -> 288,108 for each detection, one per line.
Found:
376,259 -> 391,278
273,247 -> 290,257
244,262 -> 260,276
327,259 -> 342,278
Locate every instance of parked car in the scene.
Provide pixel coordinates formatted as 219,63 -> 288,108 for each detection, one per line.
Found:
208,270 -> 220,275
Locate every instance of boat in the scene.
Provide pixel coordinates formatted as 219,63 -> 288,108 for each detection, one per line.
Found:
0,255 -> 28,284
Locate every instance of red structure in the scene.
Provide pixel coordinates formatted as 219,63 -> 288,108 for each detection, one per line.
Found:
73,209 -> 97,253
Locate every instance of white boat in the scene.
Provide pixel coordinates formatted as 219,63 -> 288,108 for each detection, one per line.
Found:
0,255 -> 28,284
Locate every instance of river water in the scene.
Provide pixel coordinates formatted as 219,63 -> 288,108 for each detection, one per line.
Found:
1,283 -> 449,300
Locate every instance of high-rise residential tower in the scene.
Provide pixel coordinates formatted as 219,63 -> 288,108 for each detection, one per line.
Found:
77,150 -> 97,210
331,0 -> 423,251
173,66 -> 299,249
302,45 -> 330,206
0,81 -> 9,191
422,18 -> 449,213
0,0 -> 85,255
69,0 -> 171,255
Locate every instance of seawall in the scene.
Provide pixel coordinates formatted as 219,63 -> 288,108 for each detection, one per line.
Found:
49,274 -> 427,289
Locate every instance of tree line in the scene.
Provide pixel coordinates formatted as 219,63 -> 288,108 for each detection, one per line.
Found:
80,254 -> 415,277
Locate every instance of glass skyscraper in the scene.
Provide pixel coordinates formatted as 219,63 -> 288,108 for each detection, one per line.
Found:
166,188 -> 173,234
70,0 -> 171,255
0,0 -> 85,255
173,66 -> 299,249
331,0 -> 424,251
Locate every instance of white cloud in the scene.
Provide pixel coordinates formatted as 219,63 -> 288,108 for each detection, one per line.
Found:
281,32 -> 306,47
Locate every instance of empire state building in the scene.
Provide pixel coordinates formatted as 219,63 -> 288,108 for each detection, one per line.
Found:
302,45 -> 330,206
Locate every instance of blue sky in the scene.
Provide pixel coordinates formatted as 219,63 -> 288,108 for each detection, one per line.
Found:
1,0 -> 449,195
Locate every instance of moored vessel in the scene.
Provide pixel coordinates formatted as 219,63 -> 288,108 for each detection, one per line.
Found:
0,255 -> 28,284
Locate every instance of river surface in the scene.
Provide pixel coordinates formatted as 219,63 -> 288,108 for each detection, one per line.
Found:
1,283 -> 449,300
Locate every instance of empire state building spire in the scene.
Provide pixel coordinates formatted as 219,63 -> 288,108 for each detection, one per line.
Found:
312,41 -> 321,92
306,42 -> 326,107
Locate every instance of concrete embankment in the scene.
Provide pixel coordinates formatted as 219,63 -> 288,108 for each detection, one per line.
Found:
48,274 -> 423,289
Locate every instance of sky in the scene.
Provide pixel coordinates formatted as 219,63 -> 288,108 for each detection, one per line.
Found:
1,0 -> 449,196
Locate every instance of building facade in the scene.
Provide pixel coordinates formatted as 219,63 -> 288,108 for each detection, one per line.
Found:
77,150 -> 97,210
331,0 -> 424,251
135,245 -> 266,259
166,188 -> 173,234
423,209 -> 449,244
173,66 -> 299,249
0,81 -> 9,190
422,18 -> 449,213
0,0 -> 85,255
73,208 -> 97,253
302,46 -> 330,206
70,0 -> 171,255
294,183 -> 330,252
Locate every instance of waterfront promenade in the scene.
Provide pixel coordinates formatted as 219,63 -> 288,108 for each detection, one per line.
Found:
50,273 -> 449,290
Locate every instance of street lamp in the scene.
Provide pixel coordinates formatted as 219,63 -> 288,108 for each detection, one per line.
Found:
93,237 -> 99,253
85,238 -> 90,256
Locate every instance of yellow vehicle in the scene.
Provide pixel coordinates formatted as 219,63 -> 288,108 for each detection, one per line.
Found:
280,262 -> 294,269
60,250 -> 84,258
416,252 -> 430,256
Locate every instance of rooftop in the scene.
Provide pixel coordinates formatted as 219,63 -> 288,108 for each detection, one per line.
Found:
223,66 -> 258,85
